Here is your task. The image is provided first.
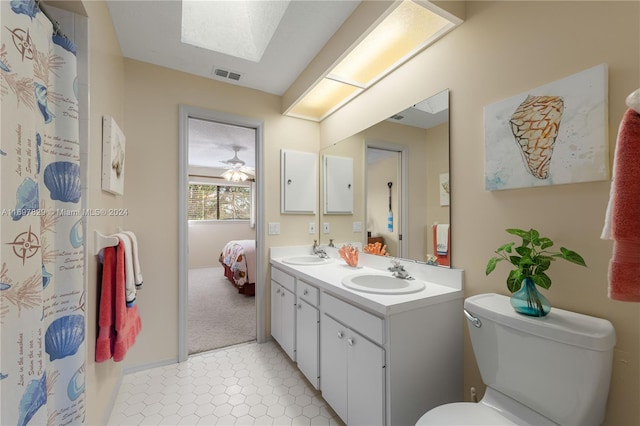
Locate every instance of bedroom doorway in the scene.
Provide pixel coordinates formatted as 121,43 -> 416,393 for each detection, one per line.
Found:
178,107 -> 266,360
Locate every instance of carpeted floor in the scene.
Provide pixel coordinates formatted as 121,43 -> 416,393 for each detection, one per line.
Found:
188,267 -> 256,355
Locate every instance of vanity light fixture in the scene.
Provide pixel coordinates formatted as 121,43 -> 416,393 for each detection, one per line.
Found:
286,0 -> 461,121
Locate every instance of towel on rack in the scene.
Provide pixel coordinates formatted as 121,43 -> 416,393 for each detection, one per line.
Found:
604,107 -> 640,302
113,240 -> 142,362
122,231 -> 143,287
435,224 -> 450,255
95,242 -> 142,362
96,245 -> 116,363
116,233 -> 137,306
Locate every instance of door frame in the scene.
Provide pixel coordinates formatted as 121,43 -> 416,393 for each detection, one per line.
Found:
178,105 -> 266,362
364,140 -> 409,258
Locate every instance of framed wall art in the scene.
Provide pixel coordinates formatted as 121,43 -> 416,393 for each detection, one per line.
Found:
484,64 -> 609,191
102,116 -> 126,195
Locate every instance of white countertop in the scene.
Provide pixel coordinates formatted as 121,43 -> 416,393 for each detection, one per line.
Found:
270,246 -> 464,316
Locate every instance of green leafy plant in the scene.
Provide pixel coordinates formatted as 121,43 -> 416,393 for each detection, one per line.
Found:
486,228 -> 587,292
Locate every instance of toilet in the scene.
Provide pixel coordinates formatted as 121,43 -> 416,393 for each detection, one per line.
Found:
417,293 -> 616,426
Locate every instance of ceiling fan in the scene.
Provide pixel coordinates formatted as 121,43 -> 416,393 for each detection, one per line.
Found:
220,145 -> 254,182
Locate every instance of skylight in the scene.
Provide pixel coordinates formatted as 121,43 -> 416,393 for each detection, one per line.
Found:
181,0 -> 290,63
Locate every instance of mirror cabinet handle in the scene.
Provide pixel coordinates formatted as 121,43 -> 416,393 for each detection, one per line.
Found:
337,331 -> 344,339
347,338 -> 354,346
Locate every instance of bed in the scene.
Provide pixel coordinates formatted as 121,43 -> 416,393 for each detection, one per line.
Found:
218,240 -> 256,296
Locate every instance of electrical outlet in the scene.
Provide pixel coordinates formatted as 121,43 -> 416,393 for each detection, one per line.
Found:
353,221 -> 362,232
323,222 -> 330,234
308,222 -> 316,234
268,222 -> 280,235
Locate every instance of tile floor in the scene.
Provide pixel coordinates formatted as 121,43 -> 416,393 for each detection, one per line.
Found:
108,341 -> 345,425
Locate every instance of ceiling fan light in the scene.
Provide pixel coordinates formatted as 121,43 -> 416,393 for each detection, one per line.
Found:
222,169 -> 248,182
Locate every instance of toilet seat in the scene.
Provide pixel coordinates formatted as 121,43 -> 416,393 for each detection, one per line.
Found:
416,402 -> 517,425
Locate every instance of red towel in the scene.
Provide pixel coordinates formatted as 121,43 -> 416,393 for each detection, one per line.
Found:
96,246 -> 116,362
95,242 -> 142,362
608,108 -> 640,302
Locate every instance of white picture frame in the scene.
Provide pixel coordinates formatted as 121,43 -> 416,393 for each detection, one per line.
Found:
102,116 -> 125,195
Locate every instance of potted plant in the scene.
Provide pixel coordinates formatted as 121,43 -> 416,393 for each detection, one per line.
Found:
486,228 -> 586,317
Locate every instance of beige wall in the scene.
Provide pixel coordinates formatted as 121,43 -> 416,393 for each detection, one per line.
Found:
322,2 -> 640,425
81,1 -> 127,424
188,222 -> 255,269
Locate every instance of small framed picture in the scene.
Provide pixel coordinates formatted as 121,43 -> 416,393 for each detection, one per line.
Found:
439,173 -> 450,206
102,116 -> 125,195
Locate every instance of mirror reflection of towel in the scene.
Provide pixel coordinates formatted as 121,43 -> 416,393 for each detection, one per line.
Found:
436,224 -> 450,255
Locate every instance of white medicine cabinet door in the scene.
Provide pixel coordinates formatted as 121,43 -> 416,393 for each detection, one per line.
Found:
281,149 -> 316,214
324,155 -> 353,214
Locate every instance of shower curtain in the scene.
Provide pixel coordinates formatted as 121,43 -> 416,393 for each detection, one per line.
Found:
1,1 -> 85,424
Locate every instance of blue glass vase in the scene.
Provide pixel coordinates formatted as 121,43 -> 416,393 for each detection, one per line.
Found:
510,277 -> 550,317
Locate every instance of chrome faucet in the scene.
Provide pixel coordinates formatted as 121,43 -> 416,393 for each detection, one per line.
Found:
388,260 -> 413,279
312,240 -> 329,258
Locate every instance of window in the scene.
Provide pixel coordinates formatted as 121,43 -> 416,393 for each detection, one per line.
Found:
188,183 -> 251,221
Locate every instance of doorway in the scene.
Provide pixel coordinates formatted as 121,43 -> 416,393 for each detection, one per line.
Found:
365,142 -> 409,258
178,106 -> 266,361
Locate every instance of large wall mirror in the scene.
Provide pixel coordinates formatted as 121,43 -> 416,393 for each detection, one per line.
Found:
319,89 -> 451,267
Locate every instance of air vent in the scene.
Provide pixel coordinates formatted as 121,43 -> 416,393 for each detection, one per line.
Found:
213,67 -> 242,82
390,114 -> 404,120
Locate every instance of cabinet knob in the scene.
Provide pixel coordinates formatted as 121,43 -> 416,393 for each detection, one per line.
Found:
337,331 -> 344,339
281,291 -> 285,297
276,288 -> 280,294
303,289 -> 308,295
287,179 -> 292,185
297,304 -> 302,310
347,338 -> 354,346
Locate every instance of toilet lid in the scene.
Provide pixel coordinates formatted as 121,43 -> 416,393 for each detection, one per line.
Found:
416,402 -> 518,425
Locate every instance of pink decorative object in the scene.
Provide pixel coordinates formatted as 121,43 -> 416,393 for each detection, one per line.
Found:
339,244 -> 359,267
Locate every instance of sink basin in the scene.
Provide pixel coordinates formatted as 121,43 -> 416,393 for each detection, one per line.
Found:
342,273 -> 426,294
282,256 -> 334,266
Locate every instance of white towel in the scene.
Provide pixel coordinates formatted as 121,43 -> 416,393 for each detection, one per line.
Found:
116,233 -> 136,306
122,231 -> 143,286
436,224 -> 450,255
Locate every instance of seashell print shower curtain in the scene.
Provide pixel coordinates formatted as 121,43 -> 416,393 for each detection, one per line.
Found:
1,1 -> 85,424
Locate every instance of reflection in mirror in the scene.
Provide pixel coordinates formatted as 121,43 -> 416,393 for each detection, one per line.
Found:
320,89 -> 450,266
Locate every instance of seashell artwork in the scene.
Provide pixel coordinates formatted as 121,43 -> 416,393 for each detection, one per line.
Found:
67,363 -> 85,401
35,133 -> 41,174
45,314 -> 85,361
34,82 -> 54,124
17,373 -> 47,426
484,64 -> 609,191
43,161 -> 81,203
11,177 -> 39,221
10,0 -> 39,18
69,219 -> 83,248
0,59 -> 10,72
0,283 -> 11,290
509,95 -> 564,179
53,33 -> 76,55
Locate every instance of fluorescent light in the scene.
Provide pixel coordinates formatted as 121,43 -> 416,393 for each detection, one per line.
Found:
287,0 -> 459,121
181,0 -> 290,62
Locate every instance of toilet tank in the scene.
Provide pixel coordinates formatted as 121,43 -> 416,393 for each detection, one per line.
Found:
465,293 -> 616,426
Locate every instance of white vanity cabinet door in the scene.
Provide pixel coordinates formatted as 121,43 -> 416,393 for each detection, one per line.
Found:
347,329 -> 386,426
271,280 -> 296,361
296,298 -> 319,389
320,314 -> 348,421
281,149 -> 317,214
321,314 -> 385,425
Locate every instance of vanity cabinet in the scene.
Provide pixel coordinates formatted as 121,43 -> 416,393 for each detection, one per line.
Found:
271,268 -> 296,360
321,313 -> 385,425
296,280 -> 320,389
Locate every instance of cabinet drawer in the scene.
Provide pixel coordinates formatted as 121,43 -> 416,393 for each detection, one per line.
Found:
297,280 -> 319,306
322,292 -> 384,345
272,267 -> 295,293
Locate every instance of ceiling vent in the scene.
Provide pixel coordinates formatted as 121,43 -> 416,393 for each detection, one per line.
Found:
213,67 -> 242,81
390,114 -> 404,121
